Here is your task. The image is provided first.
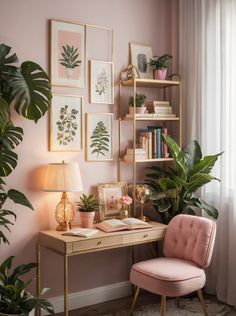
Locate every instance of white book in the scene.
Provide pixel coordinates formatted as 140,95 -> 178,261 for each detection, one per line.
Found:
154,113 -> 176,117
96,218 -> 152,232
62,228 -> 99,238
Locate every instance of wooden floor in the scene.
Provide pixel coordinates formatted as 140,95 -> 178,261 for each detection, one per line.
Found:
55,291 -> 160,316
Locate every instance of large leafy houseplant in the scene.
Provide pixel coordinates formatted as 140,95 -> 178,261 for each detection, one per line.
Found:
146,134 -> 222,224
0,43 -> 53,315
0,256 -> 53,315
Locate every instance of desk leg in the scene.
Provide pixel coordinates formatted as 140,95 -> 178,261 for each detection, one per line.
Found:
64,255 -> 69,316
37,241 -> 41,316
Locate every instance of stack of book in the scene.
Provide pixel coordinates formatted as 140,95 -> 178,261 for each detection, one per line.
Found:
123,148 -> 147,161
145,100 -> 176,118
139,126 -> 169,159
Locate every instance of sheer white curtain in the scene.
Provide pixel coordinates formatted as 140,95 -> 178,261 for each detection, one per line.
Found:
179,0 -> 236,307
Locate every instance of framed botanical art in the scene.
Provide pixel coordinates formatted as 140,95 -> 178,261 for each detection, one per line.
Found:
97,182 -> 128,220
86,113 -> 113,161
129,42 -> 153,79
89,60 -> 114,104
50,20 -> 86,88
50,95 -> 82,151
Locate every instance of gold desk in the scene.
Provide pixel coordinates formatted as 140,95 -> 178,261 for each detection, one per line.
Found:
37,221 -> 167,316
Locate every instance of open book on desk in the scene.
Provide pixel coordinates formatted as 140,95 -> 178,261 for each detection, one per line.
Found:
95,217 -> 152,233
62,228 -> 99,238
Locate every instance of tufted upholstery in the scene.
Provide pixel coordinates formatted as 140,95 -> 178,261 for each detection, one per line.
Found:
130,214 -> 216,306
163,214 -> 216,268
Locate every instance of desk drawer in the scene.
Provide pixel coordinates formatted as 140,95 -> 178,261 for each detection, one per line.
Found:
122,229 -> 164,245
73,235 -> 122,253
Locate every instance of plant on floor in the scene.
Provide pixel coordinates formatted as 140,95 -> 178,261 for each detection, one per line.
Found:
0,256 -> 54,315
0,43 -> 54,315
146,134 -> 222,224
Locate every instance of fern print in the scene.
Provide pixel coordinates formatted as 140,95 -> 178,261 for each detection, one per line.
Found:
59,45 -> 81,69
90,121 -> 110,157
56,105 -> 78,145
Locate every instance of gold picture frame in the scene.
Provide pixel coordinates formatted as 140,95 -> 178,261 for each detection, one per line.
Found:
50,94 -> 83,151
50,19 -> 86,88
85,113 -> 113,161
129,42 -> 153,79
89,60 -> 114,104
97,182 -> 128,221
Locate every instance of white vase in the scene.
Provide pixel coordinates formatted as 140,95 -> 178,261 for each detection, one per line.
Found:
129,106 -> 146,115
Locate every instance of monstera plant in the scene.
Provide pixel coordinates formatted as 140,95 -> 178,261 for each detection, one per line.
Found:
0,43 -> 51,244
146,134 -> 222,224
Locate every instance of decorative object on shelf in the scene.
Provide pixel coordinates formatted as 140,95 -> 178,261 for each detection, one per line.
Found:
135,184 -> 150,222
89,60 -> 114,104
44,161 -> 83,231
119,195 -> 133,219
50,94 -> 82,151
50,20 -> 86,88
146,134 -> 223,224
86,113 -> 113,161
97,182 -> 128,220
129,42 -> 153,79
149,54 -> 173,80
128,93 -> 147,115
120,64 -> 140,81
76,194 -> 101,228
0,256 -> 54,316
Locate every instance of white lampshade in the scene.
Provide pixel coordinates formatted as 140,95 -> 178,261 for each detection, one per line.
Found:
44,162 -> 83,192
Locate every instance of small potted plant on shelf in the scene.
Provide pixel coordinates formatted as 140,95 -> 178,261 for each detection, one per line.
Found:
76,194 -> 101,228
0,256 -> 54,316
128,93 -> 147,115
149,54 -> 173,80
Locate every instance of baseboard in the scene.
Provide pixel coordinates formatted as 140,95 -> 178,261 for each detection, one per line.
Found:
43,281 -> 132,315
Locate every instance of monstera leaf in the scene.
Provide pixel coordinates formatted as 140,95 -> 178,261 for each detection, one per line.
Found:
0,44 -> 18,88
8,61 -> 52,122
0,148 -> 18,177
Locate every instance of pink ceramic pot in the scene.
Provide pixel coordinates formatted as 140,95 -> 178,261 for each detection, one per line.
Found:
129,106 -> 146,115
79,211 -> 95,228
155,68 -> 167,80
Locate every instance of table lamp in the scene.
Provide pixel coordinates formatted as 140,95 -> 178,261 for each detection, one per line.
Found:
44,161 -> 83,231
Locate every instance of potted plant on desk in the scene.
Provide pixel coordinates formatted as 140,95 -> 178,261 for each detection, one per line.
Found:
77,194 -> 101,228
149,54 -> 173,80
128,93 -> 147,115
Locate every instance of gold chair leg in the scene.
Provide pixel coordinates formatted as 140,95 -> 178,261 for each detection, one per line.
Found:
176,296 -> 180,308
160,295 -> 166,316
197,289 -> 208,316
129,286 -> 140,316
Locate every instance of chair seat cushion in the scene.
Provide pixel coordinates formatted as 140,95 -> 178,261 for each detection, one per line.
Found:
130,257 -> 206,297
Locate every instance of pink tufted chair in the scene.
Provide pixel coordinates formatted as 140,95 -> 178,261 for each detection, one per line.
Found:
130,214 -> 216,316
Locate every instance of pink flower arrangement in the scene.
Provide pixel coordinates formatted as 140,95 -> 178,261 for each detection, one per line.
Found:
120,195 -> 133,206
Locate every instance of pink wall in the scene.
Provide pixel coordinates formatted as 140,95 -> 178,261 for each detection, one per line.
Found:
0,0 -> 179,297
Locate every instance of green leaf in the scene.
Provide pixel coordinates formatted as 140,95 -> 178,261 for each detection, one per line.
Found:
183,196 -> 218,219
0,96 -> 10,127
189,152 -> 223,178
187,173 -> 219,193
184,140 -> 202,171
9,61 -> 52,122
0,122 -> 23,150
7,189 -> 34,210
0,147 -> 18,176
155,200 -> 171,213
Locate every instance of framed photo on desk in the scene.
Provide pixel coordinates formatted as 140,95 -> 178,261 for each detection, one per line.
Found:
97,182 -> 128,220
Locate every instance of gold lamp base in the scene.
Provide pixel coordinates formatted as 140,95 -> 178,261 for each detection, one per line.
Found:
55,192 -> 75,231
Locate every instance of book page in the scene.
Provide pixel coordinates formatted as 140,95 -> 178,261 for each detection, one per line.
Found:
103,219 -> 127,227
62,228 -> 99,237
122,218 -> 149,226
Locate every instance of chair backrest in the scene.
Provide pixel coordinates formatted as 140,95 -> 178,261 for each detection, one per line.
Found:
163,214 -> 216,268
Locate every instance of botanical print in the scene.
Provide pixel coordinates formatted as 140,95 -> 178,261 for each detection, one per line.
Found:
86,113 -> 113,161
51,20 -> 86,88
130,43 -> 153,79
90,61 -> 114,104
59,44 -> 81,79
90,121 -> 110,158
56,105 -> 78,145
50,95 -> 82,151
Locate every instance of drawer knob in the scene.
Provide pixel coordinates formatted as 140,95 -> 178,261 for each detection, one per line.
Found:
143,234 -> 148,238
97,241 -> 102,245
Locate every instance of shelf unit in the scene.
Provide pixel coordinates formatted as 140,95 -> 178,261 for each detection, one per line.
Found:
118,78 -> 182,217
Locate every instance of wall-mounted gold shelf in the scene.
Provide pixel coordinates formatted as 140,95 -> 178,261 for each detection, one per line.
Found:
121,78 -> 180,88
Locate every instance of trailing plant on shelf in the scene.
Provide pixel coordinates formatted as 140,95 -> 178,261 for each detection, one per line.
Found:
146,134 -> 222,224
128,93 -> 146,107
90,121 -> 110,158
0,256 -> 54,315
